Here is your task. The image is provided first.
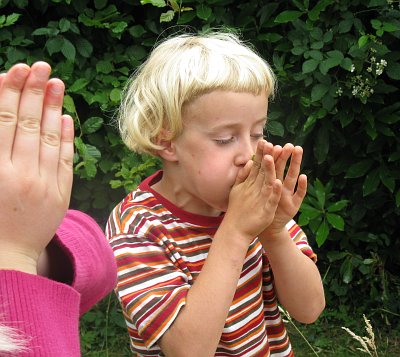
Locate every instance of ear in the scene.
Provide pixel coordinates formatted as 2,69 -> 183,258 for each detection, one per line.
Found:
155,129 -> 178,162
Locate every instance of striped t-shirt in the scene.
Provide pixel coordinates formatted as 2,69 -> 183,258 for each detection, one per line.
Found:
106,170 -> 317,356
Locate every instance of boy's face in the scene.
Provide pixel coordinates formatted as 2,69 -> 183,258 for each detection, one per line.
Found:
171,90 -> 268,216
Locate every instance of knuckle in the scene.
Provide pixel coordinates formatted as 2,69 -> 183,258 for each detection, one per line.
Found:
60,156 -> 74,169
0,111 -> 17,126
28,86 -> 45,97
18,115 -> 40,132
41,131 -> 60,147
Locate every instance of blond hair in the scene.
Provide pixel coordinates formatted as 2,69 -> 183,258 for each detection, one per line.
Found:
118,31 -> 276,155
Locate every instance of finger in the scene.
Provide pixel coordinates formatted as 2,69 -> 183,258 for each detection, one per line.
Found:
262,140 -> 274,156
252,140 -> 265,167
235,159 -> 253,186
39,78 -> 65,179
292,174 -> 307,208
0,64 -> 31,163
58,114 -> 74,201
248,140 -> 265,182
272,144 -> 282,162
283,146 -> 304,191
12,62 -> 51,170
275,143 -> 294,181
257,154 -> 275,188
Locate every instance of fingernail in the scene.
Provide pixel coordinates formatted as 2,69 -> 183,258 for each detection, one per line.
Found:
14,65 -> 30,80
50,82 -> 64,94
33,64 -> 50,80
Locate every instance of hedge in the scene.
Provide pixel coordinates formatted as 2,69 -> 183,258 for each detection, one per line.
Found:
1,0 -> 399,328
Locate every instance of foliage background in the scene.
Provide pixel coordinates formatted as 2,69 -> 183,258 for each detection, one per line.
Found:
1,0 -> 399,355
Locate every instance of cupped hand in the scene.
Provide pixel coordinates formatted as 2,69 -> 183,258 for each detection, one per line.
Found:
224,140 -> 282,241
0,62 -> 74,274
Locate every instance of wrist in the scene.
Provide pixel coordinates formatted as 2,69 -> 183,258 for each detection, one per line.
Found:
259,227 -> 292,249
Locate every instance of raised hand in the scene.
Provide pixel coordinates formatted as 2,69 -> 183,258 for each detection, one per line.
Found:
0,62 -> 74,274
225,140 -> 282,241
262,142 -> 307,237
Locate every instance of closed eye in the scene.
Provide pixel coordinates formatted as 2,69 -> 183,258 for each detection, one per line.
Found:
214,137 -> 235,145
251,133 -> 264,140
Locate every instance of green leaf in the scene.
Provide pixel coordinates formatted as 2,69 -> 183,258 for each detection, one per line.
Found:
46,37 -> 63,55
327,213 -> 345,231
358,35 -> 369,48
363,168 -> 380,196
61,38 -> 76,61
380,171 -> 395,193
140,0 -> 166,7
316,220 -> 329,247
76,38 -> 93,58
82,117 -> 104,134
258,33 -> 282,43
396,190 -> 400,208
196,4 -> 212,20
266,121 -> 285,137
386,62 -> 400,80
129,25 -> 146,38
327,200 -> 349,213
6,47 -> 26,63
327,251 -> 347,262
310,41 -> 323,49
160,10 -> 174,23
177,11 -> 196,24
338,19 -> 353,33
96,60 -> 113,74
63,94 -> 76,113
340,57 -> 352,71
341,257 -> 353,284
314,179 -> 326,208
314,124 -> 329,164
302,59 -> 319,73
110,88 -> 122,102
345,160 -> 374,178
308,0 -> 332,21
59,18 -> 71,32
307,50 -> 323,61
69,78 -> 89,93
274,10 -> 303,23
300,203 -> 322,219
311,83 -> 330,102
3,13 -> 21,27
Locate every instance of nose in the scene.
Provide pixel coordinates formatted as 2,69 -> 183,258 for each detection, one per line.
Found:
234,137 -> 255,167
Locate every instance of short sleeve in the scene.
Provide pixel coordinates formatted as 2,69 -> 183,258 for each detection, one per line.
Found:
286,219 -> 317,262
108,228 -> 190,349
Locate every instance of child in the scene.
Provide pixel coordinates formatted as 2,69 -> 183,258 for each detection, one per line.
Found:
0,62 -> 117,356
106,31 -> 325,356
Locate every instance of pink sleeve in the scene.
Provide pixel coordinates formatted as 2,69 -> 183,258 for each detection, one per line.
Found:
0,270 -> 81,356
54,209 -> 117,314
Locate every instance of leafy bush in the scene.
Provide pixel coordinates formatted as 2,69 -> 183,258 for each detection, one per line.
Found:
1,0 -> 398,341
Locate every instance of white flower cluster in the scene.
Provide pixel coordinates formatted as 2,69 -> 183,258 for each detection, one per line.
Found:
367,57 -> 387,76
351,75 -> 374,98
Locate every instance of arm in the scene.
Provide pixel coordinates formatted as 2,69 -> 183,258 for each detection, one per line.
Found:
0,62 -> 80,355
158,147 -> 282,356
259,143 -> 325,324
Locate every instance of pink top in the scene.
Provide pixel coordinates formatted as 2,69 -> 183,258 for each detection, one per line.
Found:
0,210 -> 117,356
